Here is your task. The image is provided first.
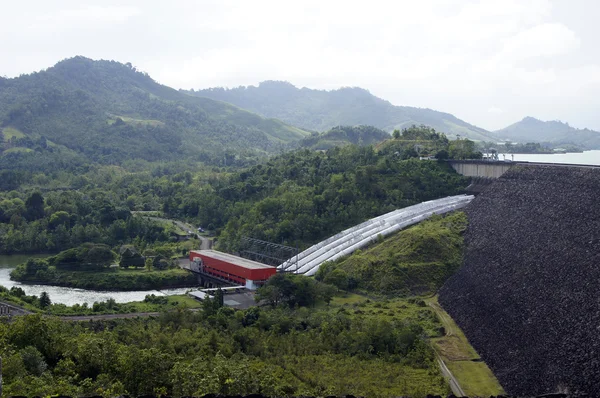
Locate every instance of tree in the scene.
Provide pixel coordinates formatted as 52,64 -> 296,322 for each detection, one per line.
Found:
323,268 -> 349,290
19,346 -> 47,377
214,287 -> 224,308
25,192 -> 45,221
48,211 -> 70,229
39,292 -> 51,308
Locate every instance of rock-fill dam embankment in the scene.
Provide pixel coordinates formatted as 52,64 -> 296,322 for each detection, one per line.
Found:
439,164 -> 600,396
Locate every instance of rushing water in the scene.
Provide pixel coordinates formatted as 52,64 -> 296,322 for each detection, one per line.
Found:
496,150 -> 600,165
0,255 -> 192,306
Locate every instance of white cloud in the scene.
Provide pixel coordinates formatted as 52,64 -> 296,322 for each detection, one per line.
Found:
35,5 -> 140,25
499,23 -> 580,61
1,0 -> 599,131
488,107 -> 504,114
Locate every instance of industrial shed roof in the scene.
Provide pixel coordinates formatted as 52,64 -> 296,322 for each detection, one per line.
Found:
191,250 -> 275,270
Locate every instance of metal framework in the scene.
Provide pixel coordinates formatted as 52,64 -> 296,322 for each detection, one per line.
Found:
238,237 -> 299,268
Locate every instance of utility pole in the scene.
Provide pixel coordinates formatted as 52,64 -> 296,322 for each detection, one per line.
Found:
1,355 -> 3,398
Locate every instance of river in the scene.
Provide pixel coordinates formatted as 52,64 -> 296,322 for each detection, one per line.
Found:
0,255 -> 192,306
497,150 -> 600,165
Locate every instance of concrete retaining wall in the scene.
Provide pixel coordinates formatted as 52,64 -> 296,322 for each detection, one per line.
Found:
448,161 -> 513,178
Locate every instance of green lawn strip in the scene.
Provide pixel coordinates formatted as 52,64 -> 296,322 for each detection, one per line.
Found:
3,147 -> 33,154
426,295 -> 505,396
445,360 -> 504,397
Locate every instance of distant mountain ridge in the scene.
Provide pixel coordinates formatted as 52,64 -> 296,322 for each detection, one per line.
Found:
0,57 -> 310,165
495,117 -> 600,150
185,81 -> 497,142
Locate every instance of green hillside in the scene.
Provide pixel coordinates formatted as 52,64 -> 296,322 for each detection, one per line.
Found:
186,80 -> 497,141
0,57 -> 310,166
316,212 -> 467,296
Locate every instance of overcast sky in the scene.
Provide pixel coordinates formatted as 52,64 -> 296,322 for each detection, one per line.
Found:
2,0 -> 599,131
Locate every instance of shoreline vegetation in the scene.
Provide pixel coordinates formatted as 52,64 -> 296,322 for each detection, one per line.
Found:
10,263 -> 198,291
9,243 -> 198,291
0,286 -> 201,316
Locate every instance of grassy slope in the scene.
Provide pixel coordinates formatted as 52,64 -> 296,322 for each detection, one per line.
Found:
427,296 -> 505,396
321,212 -> 467,296
2,126 -> 26,139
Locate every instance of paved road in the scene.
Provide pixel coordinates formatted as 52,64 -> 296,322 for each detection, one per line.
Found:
428,300 -> 466,397
437,356 -> 466,397
1,299 -> 202,322
0,300 -> 32,316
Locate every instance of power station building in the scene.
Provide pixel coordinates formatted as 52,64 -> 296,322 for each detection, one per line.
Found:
188,250 -> 276,290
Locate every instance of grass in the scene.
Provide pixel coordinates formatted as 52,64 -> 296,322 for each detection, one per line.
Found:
107,115 -> 165,127
3,147 -> 33,154
426,295 -> 505,396
330,293 -> 445,337
2,127 -> 26,140
324,212 -> 467,296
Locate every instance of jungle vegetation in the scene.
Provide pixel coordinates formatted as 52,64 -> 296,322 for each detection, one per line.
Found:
0,291 -> 450,397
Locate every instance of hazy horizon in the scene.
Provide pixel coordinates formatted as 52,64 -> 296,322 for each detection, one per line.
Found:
2,0 -> 599,132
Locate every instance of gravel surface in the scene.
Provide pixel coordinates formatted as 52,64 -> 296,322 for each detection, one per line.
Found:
439,164 -> 600,396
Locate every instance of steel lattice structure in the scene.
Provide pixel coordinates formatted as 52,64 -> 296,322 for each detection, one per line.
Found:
238,237 -> 299,268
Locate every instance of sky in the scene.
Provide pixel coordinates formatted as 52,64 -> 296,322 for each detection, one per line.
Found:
1,0 -> 599,131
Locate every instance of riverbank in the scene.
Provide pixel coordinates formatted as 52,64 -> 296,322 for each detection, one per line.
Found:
1,291 -> 201,316
10,266 -> 198,291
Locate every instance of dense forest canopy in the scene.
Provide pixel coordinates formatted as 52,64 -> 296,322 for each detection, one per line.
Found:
0,125 -> 476,256
187,80 -> 497,141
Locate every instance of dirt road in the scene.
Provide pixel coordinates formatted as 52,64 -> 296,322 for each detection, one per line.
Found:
132,213 -> 212,250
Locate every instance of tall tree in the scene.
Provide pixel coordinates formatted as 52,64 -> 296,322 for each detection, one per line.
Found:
25,192 -> 45,221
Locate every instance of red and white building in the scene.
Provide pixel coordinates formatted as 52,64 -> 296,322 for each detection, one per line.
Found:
189,250 -> 276,290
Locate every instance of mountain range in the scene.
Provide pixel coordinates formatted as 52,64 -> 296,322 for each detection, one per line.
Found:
186,81 -> 497,142
0,57 -> 310,166
494,117 -> 600,149
1,57 -> 599,167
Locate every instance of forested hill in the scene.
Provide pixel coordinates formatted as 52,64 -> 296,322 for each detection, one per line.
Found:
495,116 -> 600,150
0,57 -> 309,166
297,125 -> 391,150
185,80 -> 496,141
